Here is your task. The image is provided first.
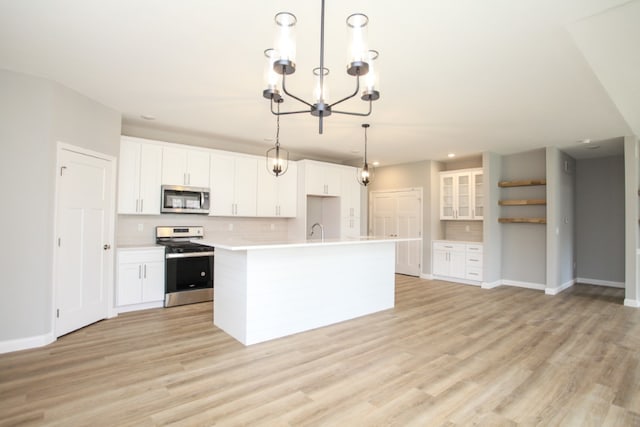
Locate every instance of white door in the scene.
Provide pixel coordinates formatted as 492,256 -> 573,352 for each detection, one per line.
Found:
55,147 -> 113,337
372,189 -> 422,277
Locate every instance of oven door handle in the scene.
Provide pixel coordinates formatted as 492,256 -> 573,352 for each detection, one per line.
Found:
166,251 -> 215,259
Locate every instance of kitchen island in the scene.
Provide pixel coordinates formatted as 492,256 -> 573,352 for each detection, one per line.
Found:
194,237 -> 417,345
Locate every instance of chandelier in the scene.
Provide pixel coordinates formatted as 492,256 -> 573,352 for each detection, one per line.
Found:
356,123 -> 374,186
262,0 -> 380,134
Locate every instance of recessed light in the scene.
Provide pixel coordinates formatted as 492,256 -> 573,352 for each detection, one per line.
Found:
580,139 -> 591,144
372,161 -> 380,166
447,153 -> 456,158
141,114 -> 156,121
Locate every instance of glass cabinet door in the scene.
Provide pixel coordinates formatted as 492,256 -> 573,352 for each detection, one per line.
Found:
440,174 -> 455,219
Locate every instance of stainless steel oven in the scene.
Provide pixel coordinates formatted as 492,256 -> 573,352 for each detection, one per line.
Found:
156,226 -> 214,307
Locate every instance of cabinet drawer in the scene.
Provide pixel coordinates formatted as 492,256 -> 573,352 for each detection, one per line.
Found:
118,248 -> 165,264
466,267 -> 483,281
433,242 -> 466,252
466,252 -> 483,267
466,244 -> 483,253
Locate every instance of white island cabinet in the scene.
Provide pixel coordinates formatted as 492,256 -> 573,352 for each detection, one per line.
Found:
195,237 -> 418,345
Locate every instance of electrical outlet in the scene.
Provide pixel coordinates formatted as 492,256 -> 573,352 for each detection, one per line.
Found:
228,223 -> 234,231
137,223 -> 144,232
270,223 -> 275,231
465,225 -> 470,232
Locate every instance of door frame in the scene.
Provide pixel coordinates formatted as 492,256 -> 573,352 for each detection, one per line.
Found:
369,187 -> 423,276
52,142 -> 118,338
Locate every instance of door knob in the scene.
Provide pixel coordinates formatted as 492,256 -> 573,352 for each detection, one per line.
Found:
103,244 -> 111,250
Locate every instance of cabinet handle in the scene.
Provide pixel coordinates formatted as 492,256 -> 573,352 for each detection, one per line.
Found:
140,199 -> 144,212
138,265 -> 142,279
188,173 -> 191,185
143,264 -> 147,279
136,199 -> 139,213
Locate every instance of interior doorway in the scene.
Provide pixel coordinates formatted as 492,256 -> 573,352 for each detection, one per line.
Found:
370,189 -> 422,276
54,144 -> 116,337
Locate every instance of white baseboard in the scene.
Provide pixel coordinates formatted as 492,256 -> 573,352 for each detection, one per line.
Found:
481,280 -> 501,289
545,279 -> 576,295
577,277 -> 625,289
624,299 -> 640,308
0,331 -> 55,354
431,275 -> 481,286
420,273 -> 433,280
501,279 -> 545,291
116,300 -> 164,314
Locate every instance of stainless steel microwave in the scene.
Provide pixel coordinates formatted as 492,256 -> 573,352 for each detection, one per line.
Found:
161,185 -> 210,214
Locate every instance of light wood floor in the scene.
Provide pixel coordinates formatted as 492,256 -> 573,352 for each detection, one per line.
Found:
2,276 -> 640,426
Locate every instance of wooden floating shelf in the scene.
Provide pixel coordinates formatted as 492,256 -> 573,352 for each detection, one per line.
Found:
499,218 -> 547,224
499,179 -> 547,187
499,199 -> 547,206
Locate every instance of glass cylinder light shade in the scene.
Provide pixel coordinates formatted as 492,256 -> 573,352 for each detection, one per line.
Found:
346,13 -> 369,75
362,50 -> 380,101
357,163 -> 373,186
263,49 -> 280,99
313,67 -> 330,104
274,12 -> 297,73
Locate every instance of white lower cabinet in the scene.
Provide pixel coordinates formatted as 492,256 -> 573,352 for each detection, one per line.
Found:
117,247 -> 165,311
432,241 -> 483,283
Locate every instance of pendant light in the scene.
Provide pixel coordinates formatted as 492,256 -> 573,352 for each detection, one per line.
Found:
262,0 -> 381,134
266,100 -> 289,177
357,123 -> 374,186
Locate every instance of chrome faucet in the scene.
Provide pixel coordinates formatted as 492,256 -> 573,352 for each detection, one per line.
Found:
310,222 -> 325,241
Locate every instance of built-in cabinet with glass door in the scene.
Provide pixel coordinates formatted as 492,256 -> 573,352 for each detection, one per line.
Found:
440,168 -> 483,220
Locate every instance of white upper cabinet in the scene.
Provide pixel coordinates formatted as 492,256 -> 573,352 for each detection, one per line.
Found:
304,160 -> 341,196
472,170 -> 483,220
257,159 -> 298,217
210,152 -> 258,217
340,167 -> 361,237
118,136 -> 162,215
439,168 -> 483,220
161,145 -> 210,187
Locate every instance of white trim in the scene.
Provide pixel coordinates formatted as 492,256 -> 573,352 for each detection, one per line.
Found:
432,275 -> 481,286
420,273 -> 433,280
545,279 -> 575,295
624,299 -> 640,308
0,332 -> 55,354
116,301 -> 164,314
577,277 -> 625,289
481,280 -> 502,289
501,279 -> 545,291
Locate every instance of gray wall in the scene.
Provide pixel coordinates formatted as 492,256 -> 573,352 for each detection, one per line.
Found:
546,148 -> 576,291
575,155 -> 624,283
500,149 -> 547,285
482,152 -> 502,285
0,69 -> 120,343
367,160 -> 443,275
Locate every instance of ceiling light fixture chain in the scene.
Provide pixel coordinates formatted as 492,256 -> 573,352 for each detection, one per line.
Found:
263,0 -> 380,134
266,99 -> 289,177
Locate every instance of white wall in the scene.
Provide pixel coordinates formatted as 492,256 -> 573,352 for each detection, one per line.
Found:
0,69 -> 120,344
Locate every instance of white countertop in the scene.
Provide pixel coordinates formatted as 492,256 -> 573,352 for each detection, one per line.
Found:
432,239 -> 483,245
193,236 -> 420,251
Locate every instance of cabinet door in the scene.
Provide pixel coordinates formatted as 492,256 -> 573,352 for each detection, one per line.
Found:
440,173 -> 455,219
324,165 -> 341,196
118,140 -> 142,214
141,261 -> 165,302
161,146 -> 188,185
117,263 -> 142,305
449,250 -> 467,279
456,173 -> 472,219
210,153 -> 236,216
256,158 -> 279,217
186,149 -> 210,187
138,143 -> 162,214
472,171 -> 483,219
305,162 -> 326,195
432,249 -> 449,276
277,162 -> 297,217
234,156 -> 258,217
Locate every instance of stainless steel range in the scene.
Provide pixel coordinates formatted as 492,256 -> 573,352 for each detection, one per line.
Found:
156,226 -> 214,307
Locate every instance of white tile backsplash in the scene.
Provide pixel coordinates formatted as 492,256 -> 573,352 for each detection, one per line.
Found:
443,220 -> 483,242
117,214 -> 290,246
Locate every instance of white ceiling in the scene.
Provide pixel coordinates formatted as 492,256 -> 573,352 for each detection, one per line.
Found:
0,0 -> 637,165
